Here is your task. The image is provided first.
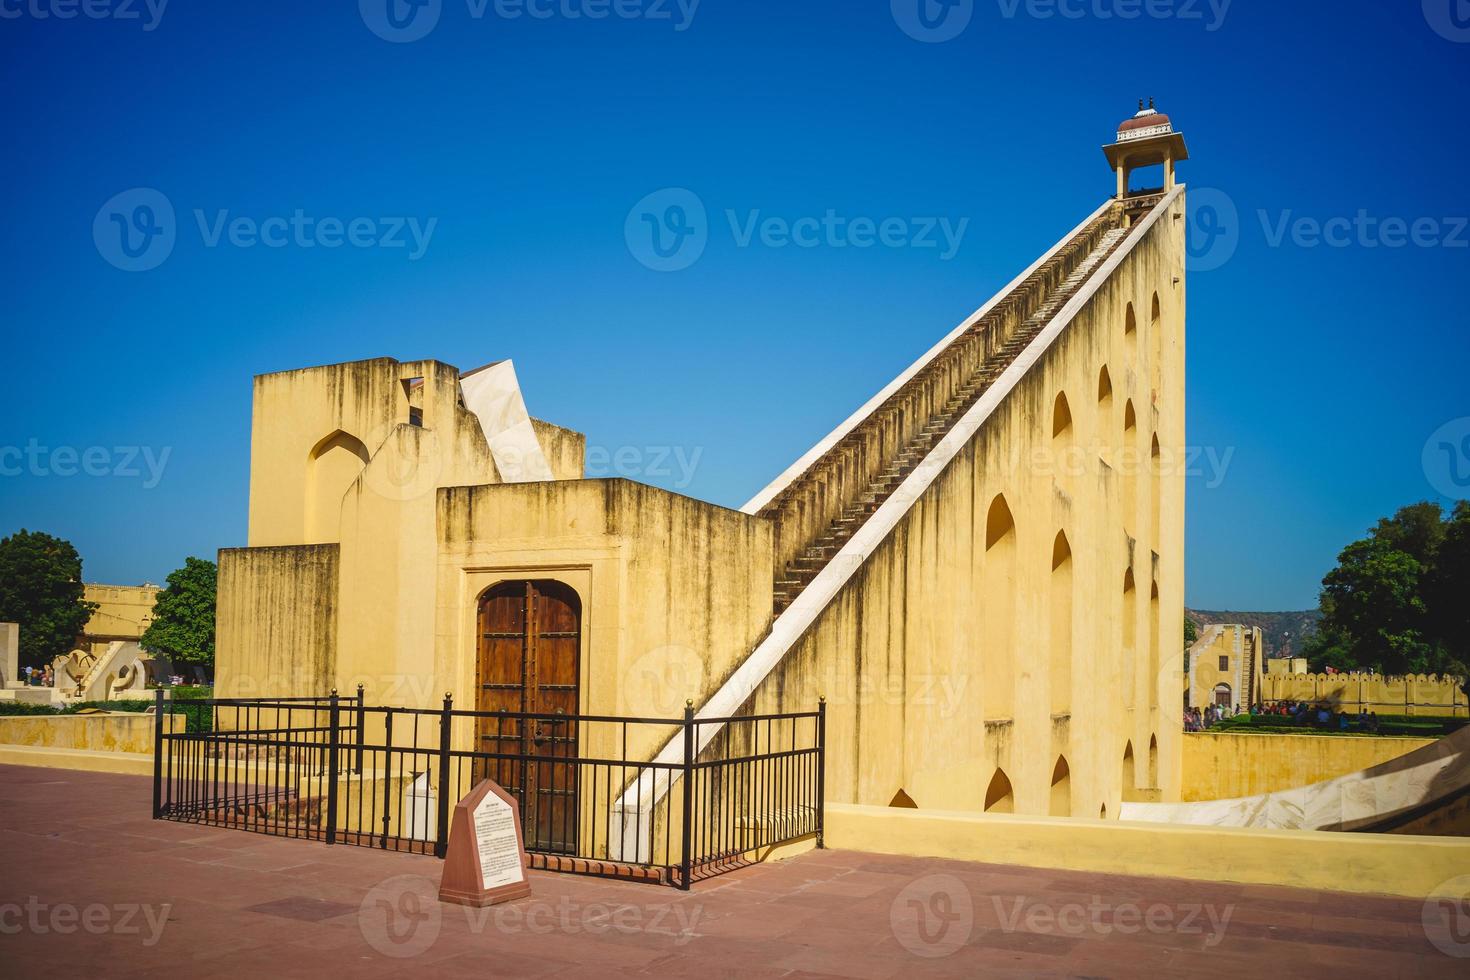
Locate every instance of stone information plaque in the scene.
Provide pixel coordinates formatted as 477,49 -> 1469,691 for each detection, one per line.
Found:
473,790 -> 525,890
438,779 -> 532,907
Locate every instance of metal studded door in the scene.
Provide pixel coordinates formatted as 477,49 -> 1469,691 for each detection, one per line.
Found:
476,580 -> 581,853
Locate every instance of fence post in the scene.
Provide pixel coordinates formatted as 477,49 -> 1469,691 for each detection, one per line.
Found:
326,690 -> 341,846
435,692 -> 453,859
354,683 -> 366,776
679,699 -> 694,891
816,697 -> 826,849
152,687 -> 165,819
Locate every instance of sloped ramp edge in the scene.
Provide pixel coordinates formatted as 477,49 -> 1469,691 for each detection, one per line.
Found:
1120,724 -> 1470,833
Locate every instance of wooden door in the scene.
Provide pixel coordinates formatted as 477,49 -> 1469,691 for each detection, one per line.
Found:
476,580 -> 581,854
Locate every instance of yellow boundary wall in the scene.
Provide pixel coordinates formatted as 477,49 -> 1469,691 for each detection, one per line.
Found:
0,712 -> 182,754
1182,731 -> 1437,802
825,803 -> 1470,899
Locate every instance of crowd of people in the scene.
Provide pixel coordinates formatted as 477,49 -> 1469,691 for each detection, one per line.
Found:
17,665 -> 54,687
1184,700 -> 1383,733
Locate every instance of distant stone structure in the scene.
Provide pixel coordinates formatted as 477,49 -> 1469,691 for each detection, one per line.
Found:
1265,657 -> 1308,676
0,622 -> 17,689
79,583 -> 160,655
1260,671 -> 1468,718
1186,625 -> 1264,711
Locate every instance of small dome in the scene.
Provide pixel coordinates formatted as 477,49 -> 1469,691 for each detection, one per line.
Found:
1120,110 -> 1172,133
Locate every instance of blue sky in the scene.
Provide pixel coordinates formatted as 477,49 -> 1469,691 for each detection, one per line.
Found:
1,1 -> 1467,609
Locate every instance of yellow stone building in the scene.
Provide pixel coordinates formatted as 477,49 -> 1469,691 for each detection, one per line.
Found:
217,105 -> 1191,820
79,583 -> 160,655
1186,624 -> 1264,711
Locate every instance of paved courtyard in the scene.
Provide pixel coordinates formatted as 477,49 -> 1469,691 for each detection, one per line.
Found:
0,764 -> 1462,978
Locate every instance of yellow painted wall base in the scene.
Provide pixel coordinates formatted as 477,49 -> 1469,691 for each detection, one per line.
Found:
0,713 -> 182,754
1182,732 -> 1437,802
0,744 -> 156,777
824,803 -> 1470,899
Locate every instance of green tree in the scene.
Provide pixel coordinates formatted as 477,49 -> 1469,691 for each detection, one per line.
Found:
1307,501 -> 1469,678
1184,617 -> 1198,649
141,557 -> 217,668
0,530 -> 96,669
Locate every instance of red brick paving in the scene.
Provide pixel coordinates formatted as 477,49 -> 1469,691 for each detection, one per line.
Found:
0,764 -> 1463,978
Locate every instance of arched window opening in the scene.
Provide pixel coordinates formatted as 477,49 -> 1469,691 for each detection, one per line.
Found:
889,789 -> 919,809
305,430 -> 371,544
983,495 -> 1018,721
985,769 -> 1015,814
1122,741 -> 1141,803
1149,581 -> 1161,709
1050,531 -> 1073,716
1214,683 -> 1233,708
1049,756 -> 1072,817
1052,391 -> 1073,442
1147,734 -> 1159,789
1123,568 -> 1138,704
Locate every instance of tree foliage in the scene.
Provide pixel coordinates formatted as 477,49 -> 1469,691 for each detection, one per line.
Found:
1305,501 -> 1470,680
0,530 -> 96,669
141,557 -> 217,667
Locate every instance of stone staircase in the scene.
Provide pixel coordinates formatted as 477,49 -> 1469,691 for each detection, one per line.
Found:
771,225 -> 1130,613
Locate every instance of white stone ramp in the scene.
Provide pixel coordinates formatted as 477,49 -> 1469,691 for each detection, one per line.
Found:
1120,724 -> 1470,832
459,360 -> 554,484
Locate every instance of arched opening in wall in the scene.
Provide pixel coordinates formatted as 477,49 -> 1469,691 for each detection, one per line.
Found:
1150,292 -> 1163,400
1123,567 -> 1138,705
984,769 -> 1014,813
889,789 -> 919,809
1100,803 -> 1108,820
1122,401 -> 1138,536
1149,580 -> 1161,709
1125,302 -> 1138,360
983,494 -> 1017,722
1150,434 -> 1162,555
1052,391 -> 1073,444
1148,734 -> 1159,789
1049,756 -> 1072,817
1122,741 -> 1140,802
1050,531 -> 1073,716
305,430 -> 371,544
1097,365 -> 1113,410
1214,683 -> 1232,708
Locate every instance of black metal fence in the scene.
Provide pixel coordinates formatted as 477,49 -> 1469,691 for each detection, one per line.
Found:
152,690 -> 824,889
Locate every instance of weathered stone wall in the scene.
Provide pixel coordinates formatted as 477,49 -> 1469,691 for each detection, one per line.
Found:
215,545 -> 339,698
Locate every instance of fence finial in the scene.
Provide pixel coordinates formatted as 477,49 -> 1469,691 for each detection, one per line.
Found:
686,699 -> 694,708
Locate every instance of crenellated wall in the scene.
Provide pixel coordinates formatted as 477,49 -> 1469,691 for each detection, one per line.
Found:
1260,672 -> 1468,717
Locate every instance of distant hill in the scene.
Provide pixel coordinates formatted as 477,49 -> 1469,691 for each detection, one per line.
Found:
1186,609 -> 1322,661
